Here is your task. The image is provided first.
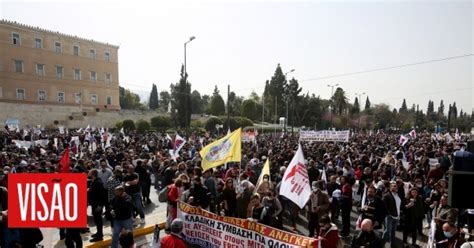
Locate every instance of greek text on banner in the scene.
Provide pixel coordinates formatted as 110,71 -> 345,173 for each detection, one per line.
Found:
177,201 -> 319,248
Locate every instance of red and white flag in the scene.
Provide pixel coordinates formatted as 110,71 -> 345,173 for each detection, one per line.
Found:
399,135 -> 409,146
279,144 -> 311,209
409,129 -> 417,139
170,134 -> 186,161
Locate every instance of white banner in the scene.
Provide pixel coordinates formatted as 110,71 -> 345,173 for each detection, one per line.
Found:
177,202 -> 319,248
241,131 -> 257,143
299,130 -> 350,142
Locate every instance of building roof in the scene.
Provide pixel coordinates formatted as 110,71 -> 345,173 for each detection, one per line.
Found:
0,19 -> 119,49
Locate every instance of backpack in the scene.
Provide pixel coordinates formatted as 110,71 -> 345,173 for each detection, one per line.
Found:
159,185 -> 170,203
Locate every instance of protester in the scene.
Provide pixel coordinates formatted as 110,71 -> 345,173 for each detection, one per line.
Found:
88,169 -> 105,242
351,219 -> 382,248
436,222 -> 465,248
307,180 -> 330,237
110,185 -> 134,248
382,181 -> 401,247
124,164 -> 145,224
318,215 -> 340,248
160,218 -> 187,248
402,187 -> 424,247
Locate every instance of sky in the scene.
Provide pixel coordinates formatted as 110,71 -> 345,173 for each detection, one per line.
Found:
1,0 -> 472,114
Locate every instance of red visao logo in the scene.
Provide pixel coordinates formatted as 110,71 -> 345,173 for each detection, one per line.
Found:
8,173 -> 87,228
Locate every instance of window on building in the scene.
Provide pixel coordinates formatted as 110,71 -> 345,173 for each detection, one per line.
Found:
16,89 -> 25,100
14,60 -> 24,73
106,96 -> 112,105
90,71 -> 96,82
91,94 -> 98,105
105,52 -> 110,62
75,93 -> 82,103
73,45 -> 80,56
36,64 -> 45,76
35,38 -> 42,49
56,66 -> 63,78
57,92 -> 65,102
105,73 -> 112,83
12,33 -> 21,45
54,42 -> 62,53
74,69 -> 81,80
38,90 -> 46,101
90,49 -> 96,59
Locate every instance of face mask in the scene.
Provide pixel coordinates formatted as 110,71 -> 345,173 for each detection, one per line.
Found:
444,231 -> 453,238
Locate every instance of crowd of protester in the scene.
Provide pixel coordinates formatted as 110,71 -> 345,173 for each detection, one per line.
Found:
0,125 -> 472,248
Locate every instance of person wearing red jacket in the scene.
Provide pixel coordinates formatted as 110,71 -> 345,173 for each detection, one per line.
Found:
166,178 -> 183,230
318,215 -> 341,248
161,218 -> 187,248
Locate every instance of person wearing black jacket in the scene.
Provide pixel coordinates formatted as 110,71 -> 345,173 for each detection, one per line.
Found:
188,176 -> 211,209
110,185 -> 134,248
88,169 -> 106,242
351,219 -> 383,248
382,181 -> 401,247
135,160 -> 151,205
360,186 -> 386,229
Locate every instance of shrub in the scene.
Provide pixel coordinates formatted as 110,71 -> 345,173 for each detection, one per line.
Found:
115,121 -> 123,129
122,119 -> 135,131
234,116 -> 253,128
150,116 -> 172,130
205,117 -> 223,132
136,120 -> 151,134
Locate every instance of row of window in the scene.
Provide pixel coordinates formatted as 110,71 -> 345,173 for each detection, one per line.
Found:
13,88 -> 112,105
13,60 -> 112,83
11,32 -> 112,62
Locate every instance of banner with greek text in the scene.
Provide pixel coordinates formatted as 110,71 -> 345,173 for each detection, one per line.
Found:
241,131 -> 257,143
299,130 -> 350,142
177,202 -> 318,248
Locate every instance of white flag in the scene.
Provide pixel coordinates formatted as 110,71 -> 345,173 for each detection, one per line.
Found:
455,129 -> 461,141
54,138 -> 58,148
279,144 -> 311,209
445,133 -> 454,144
409,129 -> 417,139
399,135 -> 409,146
120,127 -> 125,135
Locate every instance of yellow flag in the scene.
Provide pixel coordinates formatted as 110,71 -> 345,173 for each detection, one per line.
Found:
255,159 -> 270,193
200,128 -> 241,172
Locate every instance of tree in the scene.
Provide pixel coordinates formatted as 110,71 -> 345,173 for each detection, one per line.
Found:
451,102 -> 458,118
249,91 -> 260,102
209,86 -> 226,115
228,92 -> 243,116
399,99 -> 408,113
170,65 -> 192,128
351,97 -> 360,115
373,104 -> 394,129
148,84 -> 159,110
190,90 -> 203,114
159,91 -> 171,111
332,87 -> 348,115
438,100 -> 445,116
427,100 -> 434,116
241,99 -> 258,120
263,64 -> 287,121
201,94 -> 211,114
364,96 -> 371,111
119,87 -> 142,109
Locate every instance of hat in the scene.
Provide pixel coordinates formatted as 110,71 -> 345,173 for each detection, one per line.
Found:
171,218 -> 184,234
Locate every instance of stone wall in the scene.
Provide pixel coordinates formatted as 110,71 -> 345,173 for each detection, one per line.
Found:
0,102 -> 166,128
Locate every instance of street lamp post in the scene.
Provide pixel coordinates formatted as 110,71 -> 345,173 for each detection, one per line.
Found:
284,69 -> 295,134
327,83 -> 339,129
355,92 -> 366,130
184,36 -> 195,130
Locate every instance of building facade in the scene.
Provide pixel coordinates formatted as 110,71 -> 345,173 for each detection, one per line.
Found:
0,19 -> 120,113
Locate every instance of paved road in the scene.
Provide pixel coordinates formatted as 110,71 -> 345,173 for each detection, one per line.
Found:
41,186 -> 167,247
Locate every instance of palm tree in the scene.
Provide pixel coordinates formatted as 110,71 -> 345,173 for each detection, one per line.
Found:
332,87 -> 348,115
